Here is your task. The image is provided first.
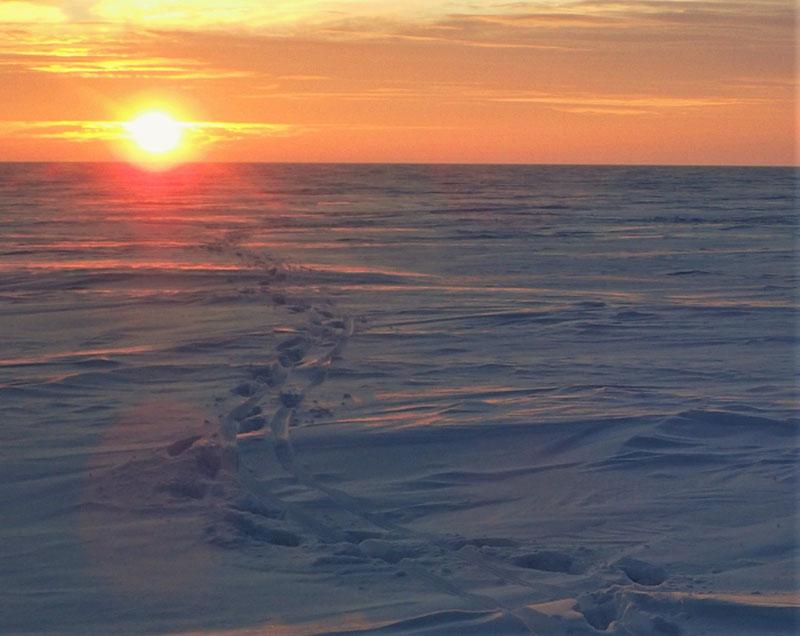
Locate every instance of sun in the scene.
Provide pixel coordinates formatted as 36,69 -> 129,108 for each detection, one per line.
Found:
125,111 -> 183,155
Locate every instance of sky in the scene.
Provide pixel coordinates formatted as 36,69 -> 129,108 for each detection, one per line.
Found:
0,0 -> 795,164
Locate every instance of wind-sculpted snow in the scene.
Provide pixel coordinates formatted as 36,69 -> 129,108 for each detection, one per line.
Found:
0,163 -> 796,635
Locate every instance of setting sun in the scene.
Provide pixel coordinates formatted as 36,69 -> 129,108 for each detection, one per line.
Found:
125,111 -> 183,155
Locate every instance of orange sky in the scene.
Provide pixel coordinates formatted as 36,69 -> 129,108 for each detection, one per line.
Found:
0,0 -> 796,165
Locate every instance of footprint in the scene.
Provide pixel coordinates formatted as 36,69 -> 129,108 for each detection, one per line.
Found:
279,348 -> 306,367
581,602 -> 616,631
157,477 -> 207,500
193,440 -> 224,478
230,496 -> 283,520
223,510 -> 302,547
577,589 -> 617,631
358,539 -> 426,564
165,435 -> 202,457
232,382 -> 255,397
308,406 -> 333,419
277,336 -> 307,351
512,550 -> 578,574
279,390 -> 304,408
312,555 -> 369,566
467,537 -> 518,549
238,415 -> 267,434
249,362 -> 286,387
616,557 -> 668,586
652,616 -> 682,635
343,529 -> 385,543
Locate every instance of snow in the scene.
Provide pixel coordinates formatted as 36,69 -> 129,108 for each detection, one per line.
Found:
0,163 -> 796,635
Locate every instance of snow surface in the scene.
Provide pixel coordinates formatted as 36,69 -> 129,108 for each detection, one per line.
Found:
0,163 -> 797,635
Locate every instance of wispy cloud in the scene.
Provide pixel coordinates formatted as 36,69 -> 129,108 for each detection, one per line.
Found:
0,2 -> 68,23
479,92 -> 766,110
186,121 -> 299,143
425,1 -> 795,50
28,58 -> 252,79
3,0 -> 786,44
246,82 -> 773,114
0,1 -> 791,82
0,24 -> 254,78
275,74 -> 333,81
0,119 -> 298,143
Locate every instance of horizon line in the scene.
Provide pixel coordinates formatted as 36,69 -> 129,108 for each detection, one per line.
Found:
0,160 -> 796,169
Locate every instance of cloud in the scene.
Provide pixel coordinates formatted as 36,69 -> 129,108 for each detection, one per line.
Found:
433,1 -> 795,49
0,1 -> 791,85
446,12 -> 624,28
553,107 -> 655,115
480,92 -> 761,109
0,119 -> 298,144
0,24 -> 255,78
275,74 -> 332,81
29,57 -> 252,78
0,120 -> 121,141
89,0 -> 325,29
186,121 -> 299,144
1,0 -> 793,43
246,81 -> 771,113
0,1 -> 68,23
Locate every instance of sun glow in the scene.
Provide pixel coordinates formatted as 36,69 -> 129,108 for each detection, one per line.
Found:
125,111 -> 183,154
